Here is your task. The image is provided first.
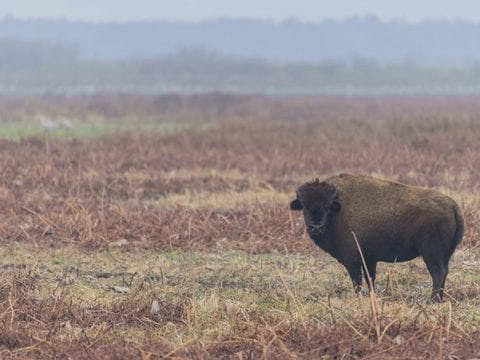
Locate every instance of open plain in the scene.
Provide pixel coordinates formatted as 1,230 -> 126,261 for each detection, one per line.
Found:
0,94 -> 479,358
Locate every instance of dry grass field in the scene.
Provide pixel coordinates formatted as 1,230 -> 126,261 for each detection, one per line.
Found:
0,95 -> 480,358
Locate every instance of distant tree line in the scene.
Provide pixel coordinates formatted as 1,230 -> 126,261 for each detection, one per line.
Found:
2,40 -> 480,93
2,16 -> 480,65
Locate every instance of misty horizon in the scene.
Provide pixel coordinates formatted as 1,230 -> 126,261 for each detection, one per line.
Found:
2,11 -> 480,94
2,0 -> 480,23
2,16 -> 480,65
2,14 -> 480,25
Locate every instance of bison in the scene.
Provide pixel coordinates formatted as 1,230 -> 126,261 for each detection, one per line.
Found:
290,174 -> 464,301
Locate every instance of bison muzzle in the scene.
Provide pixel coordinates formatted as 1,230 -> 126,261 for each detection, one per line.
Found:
290,174 -> 464,301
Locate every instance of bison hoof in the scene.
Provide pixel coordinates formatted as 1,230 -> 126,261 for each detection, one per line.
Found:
431,292 -> 444,303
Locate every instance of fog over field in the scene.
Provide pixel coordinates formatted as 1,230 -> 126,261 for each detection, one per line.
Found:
3,16 -> 480,64
1,2 -> 480,358
2,16 -> 480,94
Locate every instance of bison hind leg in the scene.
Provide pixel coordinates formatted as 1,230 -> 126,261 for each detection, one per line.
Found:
422,253 -> 449,302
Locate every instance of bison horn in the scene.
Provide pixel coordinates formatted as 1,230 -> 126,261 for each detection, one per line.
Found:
328,183 -> 337,196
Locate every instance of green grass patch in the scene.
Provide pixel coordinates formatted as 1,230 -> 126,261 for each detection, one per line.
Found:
0,121 -> 187,140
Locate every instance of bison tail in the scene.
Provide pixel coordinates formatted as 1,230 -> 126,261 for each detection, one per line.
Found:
451,203 -> 465,255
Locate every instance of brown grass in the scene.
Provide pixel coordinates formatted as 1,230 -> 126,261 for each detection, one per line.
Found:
0,94 -> 480,358
1,247 -> 480,359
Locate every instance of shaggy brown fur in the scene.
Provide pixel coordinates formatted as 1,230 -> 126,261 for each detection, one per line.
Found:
290,173 -> 464,301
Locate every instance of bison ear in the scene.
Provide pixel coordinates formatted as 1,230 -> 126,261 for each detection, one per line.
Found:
331,200 -> 341,212
290,199 -> 303,211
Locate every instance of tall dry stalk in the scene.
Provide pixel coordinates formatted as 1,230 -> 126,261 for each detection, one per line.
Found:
352,231 -> 381,342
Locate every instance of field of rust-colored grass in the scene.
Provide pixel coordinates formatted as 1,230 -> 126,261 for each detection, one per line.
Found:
0,94 -> 480,359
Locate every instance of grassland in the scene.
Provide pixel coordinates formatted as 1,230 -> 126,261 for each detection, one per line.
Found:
0,94 -> 479,358
0,122 -> 185,141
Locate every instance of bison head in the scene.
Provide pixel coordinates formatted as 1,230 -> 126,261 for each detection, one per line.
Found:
290,179 -> 341,238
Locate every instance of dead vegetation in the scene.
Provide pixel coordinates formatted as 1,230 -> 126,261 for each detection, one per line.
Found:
1,247 -> 480,359
0,94 -> 479,358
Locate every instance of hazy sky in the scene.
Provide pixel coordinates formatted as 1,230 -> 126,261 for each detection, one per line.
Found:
2,0 -> 480,22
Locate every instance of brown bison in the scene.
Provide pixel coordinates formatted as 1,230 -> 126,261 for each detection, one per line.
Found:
290,174 -> 464,301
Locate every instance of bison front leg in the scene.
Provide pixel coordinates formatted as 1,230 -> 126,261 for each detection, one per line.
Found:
362,261 -> 377,292
345,263 -> 362,294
